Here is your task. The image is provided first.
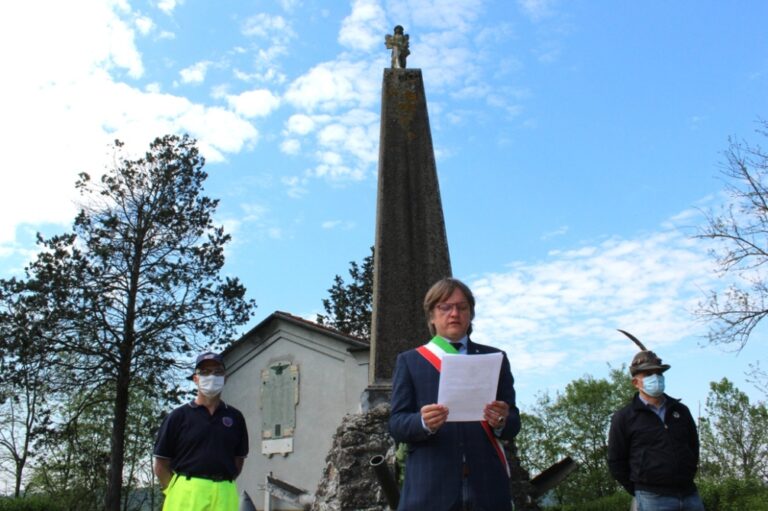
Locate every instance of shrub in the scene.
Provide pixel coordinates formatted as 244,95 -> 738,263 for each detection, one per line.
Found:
0,496 -> 67,511
544,491 -> 632,511
697,477 -> 768,511
544,479 -> 768,511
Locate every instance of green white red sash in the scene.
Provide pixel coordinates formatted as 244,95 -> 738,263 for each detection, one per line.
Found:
415,336 -> 511,478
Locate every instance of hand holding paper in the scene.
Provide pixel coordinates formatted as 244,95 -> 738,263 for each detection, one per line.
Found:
420,403 -> 449,432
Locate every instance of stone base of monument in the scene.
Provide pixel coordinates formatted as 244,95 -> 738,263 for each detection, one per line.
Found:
360,383 -> 392,413
311,404 -> 395,511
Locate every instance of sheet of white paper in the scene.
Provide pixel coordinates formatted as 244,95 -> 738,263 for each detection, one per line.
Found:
437,352 -> 503,422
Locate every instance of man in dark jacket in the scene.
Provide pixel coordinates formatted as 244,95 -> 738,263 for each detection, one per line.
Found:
607,348 -> 704,511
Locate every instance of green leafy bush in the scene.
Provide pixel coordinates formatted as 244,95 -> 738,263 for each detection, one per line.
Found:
697,477 -> 768,511
0,496 -> 67,511
543,479 -> 768,511
544,491 -> 631,511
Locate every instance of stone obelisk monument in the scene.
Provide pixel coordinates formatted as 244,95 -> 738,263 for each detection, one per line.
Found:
366,33 -> 452,401
312,27 -> 452,510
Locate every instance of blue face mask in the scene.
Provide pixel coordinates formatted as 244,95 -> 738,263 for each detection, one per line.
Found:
642,373 -> 665,397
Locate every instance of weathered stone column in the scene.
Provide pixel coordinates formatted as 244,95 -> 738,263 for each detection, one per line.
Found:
368,69 -> 452,393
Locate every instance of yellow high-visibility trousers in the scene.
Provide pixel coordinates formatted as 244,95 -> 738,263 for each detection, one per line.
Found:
162,474 -> 238,511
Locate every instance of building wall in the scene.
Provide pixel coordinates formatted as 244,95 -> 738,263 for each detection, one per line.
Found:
223,318 -> 369,509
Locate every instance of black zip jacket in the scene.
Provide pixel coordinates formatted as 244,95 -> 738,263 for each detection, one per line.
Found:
607,393 -> 699,497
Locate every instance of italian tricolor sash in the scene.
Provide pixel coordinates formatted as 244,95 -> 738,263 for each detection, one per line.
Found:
416,336 -> 511,478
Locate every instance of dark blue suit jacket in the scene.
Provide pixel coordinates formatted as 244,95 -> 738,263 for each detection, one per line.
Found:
389,339 -> 521,511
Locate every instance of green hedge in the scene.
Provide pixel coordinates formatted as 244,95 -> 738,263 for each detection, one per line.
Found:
698,478 -> 768,511
543,479 -> 768,511
545,492 -> 632,511
0,496 -> 67,511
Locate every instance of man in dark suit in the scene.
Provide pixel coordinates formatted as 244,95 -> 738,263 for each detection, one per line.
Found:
389,278 -> 521,511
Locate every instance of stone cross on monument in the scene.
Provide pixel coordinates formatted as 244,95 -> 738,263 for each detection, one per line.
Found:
363,26 -> 452,408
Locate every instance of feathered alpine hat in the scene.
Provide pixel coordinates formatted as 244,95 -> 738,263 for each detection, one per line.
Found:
617,329 -> 671,376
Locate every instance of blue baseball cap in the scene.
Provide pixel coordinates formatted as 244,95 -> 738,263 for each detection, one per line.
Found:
195,351 -> 225,370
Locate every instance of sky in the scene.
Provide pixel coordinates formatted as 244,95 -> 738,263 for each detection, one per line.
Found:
1,0 -> 767,414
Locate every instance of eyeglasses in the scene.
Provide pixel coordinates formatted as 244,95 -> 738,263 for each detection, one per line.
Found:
196,369 -> 226,377
435,302 -> 470,314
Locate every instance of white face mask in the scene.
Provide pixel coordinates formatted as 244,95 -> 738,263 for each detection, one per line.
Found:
198,375 -> 225,397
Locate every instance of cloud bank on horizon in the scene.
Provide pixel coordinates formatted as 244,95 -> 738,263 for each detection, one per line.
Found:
470,216 -> 720,373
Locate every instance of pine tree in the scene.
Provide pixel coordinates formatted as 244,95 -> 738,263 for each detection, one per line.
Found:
317,247 -> 373,339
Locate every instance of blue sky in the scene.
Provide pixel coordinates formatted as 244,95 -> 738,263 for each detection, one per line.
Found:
1,0 -> 767,412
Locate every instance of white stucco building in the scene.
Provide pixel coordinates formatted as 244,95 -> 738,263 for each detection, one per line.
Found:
222,312 -> 369,510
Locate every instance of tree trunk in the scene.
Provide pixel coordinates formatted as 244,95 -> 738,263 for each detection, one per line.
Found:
106,218 -> 143,511
14,458 -> 24,498
105,356 -> 132,511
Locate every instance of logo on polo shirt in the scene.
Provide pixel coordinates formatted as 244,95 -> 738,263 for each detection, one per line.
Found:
222,416 -> 234,427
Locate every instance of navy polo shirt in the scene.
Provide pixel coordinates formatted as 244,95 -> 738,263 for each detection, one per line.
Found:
153,400 -> 249,479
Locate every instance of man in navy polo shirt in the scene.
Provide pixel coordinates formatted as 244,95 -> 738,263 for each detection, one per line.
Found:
153,352 -> 249,511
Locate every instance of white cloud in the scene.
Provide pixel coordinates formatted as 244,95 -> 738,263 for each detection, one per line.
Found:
284,60 -> 379,112
313,120 -> 378,177
281,139 -> 301,155
255,45 -> 291,66
277,0 -> 300,11
0,1 -> 258,250
517,0 -> 556,22
282,176 -> 309,198
2,1 -> 144,84
321,220 -> 356,230
157,0 -> 184,16
242,13 -> 294,42
179,61 -> 212,84
409,0 -> 485,31
106,4 -> 145,78
322,220 -> 342,229
318,125 -> 347,146
318,151 -> 344,166
134,15 -> 154,36
310,163 -> 364,181
416,30 -> 480,90
234,67 -> 288,85
468,221 -> 718,378
282,59 -> 380,183
285,114 -> 317,136
237,13 -> 294,85
240,203 -> 268,222
176,104 -> 259,160
226,89 -> 281,118
541,225 -> 569,240
221,202 -> 285,246
338,0 -> 387,51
